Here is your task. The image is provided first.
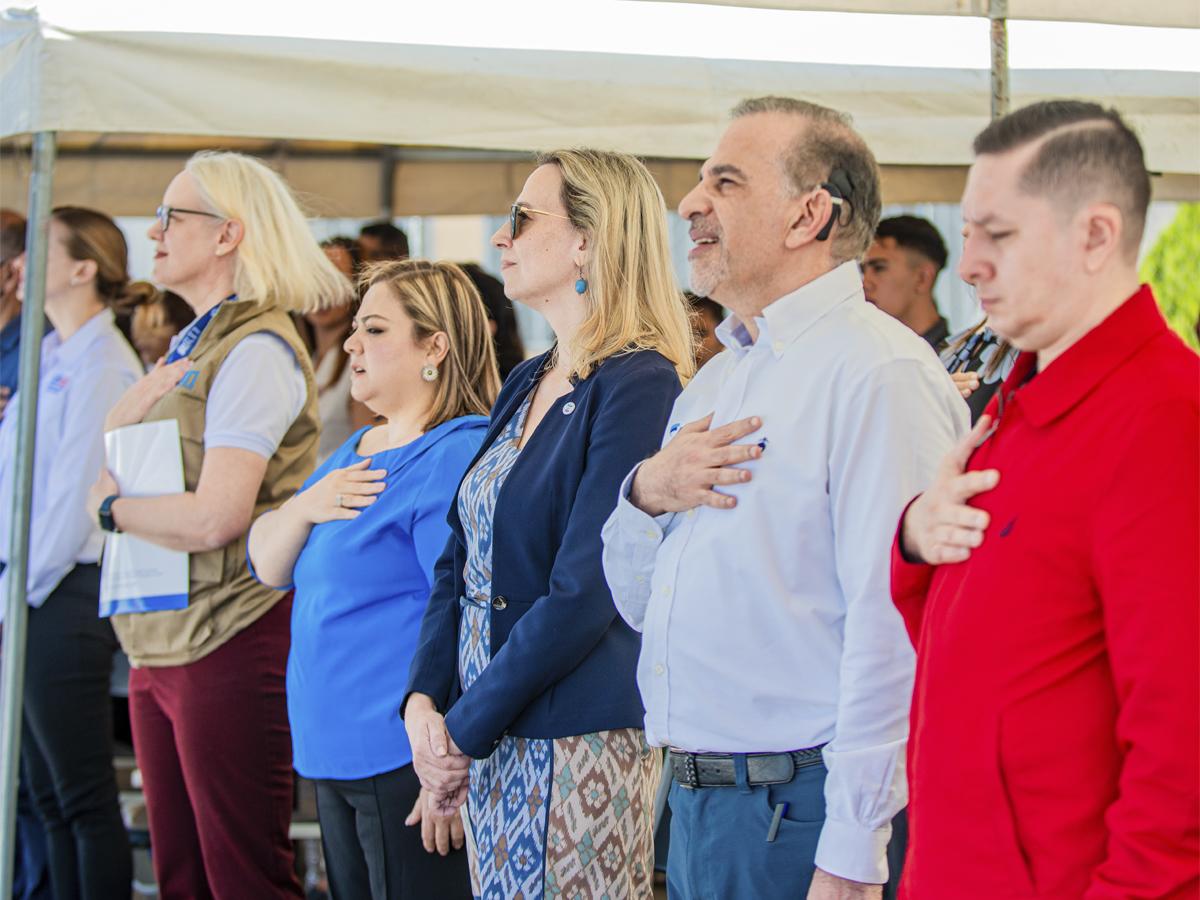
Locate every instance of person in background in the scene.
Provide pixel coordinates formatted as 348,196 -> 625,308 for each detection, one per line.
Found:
460,262 -> 526,380
939,318 -> 1018,424
687,292 -> 725,368
0,207 -> 147,900
85,150 -> 352,900
0,208 -> 51,900
129,291 -> 195,369
404,149 -> 693,899
602,97 -> 966,900
305,236 -> 372,461
862,215 -> 950,350
893,100 -> 1199,898
358,221 -> 410,262
0,209 -> 28,420
249,259 -> 499,900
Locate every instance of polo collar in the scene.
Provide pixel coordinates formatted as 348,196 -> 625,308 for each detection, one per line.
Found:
715,261 -> 863,359
1013,284 -> 1167,428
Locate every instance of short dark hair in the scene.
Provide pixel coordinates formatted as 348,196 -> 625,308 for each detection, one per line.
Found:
0,209 -> 25,263
731,96 -> 882,264
972,100 -> 1150,258
320,235 -> 362,271
358,221 -> 410,259
875,216 -> 948,274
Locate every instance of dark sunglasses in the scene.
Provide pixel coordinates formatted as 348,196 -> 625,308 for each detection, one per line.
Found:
509,203 -> 570,240
155,205 -> 224,233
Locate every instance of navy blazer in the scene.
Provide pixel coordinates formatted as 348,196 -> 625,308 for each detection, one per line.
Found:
404,348 -> 681,758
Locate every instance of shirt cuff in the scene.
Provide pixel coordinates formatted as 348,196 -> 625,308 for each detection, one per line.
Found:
616,463 -> 673,535
814,815 -> 893,885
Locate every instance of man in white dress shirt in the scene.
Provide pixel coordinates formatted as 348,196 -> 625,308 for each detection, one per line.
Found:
601,97 -> 967,899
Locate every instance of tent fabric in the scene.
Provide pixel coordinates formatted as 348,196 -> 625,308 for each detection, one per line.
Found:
3,11 -> 1198,176
636,0 -> 1200,30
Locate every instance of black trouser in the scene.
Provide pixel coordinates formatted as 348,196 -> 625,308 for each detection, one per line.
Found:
315,763 -> 471,900
21,564 -> 131,900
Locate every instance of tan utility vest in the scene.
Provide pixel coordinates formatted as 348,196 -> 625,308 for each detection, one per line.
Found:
110,297 -> 319,667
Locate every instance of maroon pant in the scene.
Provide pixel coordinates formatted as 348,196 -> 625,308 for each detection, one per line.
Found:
129,596 -> 303,900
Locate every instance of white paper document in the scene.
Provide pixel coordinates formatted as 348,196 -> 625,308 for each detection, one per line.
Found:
98,420 -> 190,617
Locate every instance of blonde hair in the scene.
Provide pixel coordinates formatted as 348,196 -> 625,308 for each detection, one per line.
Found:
52,206 -> 159,312
537,149 -> 695,383
185,151 -> 353,313
360,259 -> 501,431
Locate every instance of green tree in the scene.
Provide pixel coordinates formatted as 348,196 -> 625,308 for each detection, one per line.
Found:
1140,203 -> 1200,351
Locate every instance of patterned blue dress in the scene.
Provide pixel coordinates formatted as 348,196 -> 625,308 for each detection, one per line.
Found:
456,392 -> 659,900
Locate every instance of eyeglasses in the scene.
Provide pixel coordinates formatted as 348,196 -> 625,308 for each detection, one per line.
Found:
509,203 -> 570,240
155,205 -> 224,233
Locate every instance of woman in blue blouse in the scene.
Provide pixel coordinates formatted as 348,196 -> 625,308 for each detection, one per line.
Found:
404,150 -> 695,898
248,259 -> 499,899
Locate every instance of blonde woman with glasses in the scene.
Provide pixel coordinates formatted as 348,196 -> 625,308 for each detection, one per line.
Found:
86,151 -> 351,899
404,149 -> 694,898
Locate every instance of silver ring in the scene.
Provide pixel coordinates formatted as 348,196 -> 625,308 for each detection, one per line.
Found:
335,493 -> 344,508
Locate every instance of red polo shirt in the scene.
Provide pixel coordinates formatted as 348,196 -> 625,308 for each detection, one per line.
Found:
892,286 -> 1199,899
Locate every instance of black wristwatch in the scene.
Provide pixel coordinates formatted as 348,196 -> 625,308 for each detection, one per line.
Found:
98,495 -> 122,533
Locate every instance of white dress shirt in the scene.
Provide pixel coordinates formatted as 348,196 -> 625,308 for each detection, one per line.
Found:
601,261 -> 968,883
0,308 -> 142,615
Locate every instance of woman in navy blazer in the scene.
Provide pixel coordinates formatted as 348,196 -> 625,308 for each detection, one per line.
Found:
405,149 -> 694,898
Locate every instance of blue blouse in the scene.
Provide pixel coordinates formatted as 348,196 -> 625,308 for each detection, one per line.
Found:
284,415 -> 486,780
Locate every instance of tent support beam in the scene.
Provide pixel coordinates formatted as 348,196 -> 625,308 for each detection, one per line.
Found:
379,147 -> 400,221
0,130 -> 56,898
990,0 -> 1010,119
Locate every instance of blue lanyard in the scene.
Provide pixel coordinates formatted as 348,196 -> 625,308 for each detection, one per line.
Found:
165,294 -> 235,363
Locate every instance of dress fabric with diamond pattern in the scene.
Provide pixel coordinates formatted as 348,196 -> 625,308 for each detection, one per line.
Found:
456,389 -> 659,900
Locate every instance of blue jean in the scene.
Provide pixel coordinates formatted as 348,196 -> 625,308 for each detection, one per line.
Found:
667,757 -> 827,899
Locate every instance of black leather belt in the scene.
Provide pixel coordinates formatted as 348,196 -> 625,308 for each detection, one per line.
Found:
669,746 -> 826,789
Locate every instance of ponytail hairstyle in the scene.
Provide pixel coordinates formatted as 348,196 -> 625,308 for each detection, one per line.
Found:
51,206 -> 160,313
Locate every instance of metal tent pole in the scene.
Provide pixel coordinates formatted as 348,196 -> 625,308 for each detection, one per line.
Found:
0,130 -> 56,897
989,0 -> 1010,119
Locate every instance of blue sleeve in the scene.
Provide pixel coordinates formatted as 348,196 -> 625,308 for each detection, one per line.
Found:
404,531 -> 463,716
246,429 -> 367,589
443,360 -> 681,757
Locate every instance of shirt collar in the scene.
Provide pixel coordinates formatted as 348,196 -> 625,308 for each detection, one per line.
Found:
1009,284 -> 1167,428
715,261 -> 864,359
43,307 -> 116,369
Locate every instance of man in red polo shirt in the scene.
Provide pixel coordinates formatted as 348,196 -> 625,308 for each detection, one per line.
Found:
892,100 -> 1199,898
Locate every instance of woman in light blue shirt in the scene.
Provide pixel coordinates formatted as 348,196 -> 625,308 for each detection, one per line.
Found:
248,259 -> 500,900
0,207 -> 146,900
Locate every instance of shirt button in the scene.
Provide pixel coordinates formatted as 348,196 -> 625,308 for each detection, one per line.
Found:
491,595 -> 507,611
644,530 -> 657,540
773,340 -> 784,352
686,509 -> 695,518
635,575 -> 645,584
659,585 -> 671,596
654,664 -> 665,676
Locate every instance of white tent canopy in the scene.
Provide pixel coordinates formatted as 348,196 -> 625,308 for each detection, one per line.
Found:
3,4 -> 1198,190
